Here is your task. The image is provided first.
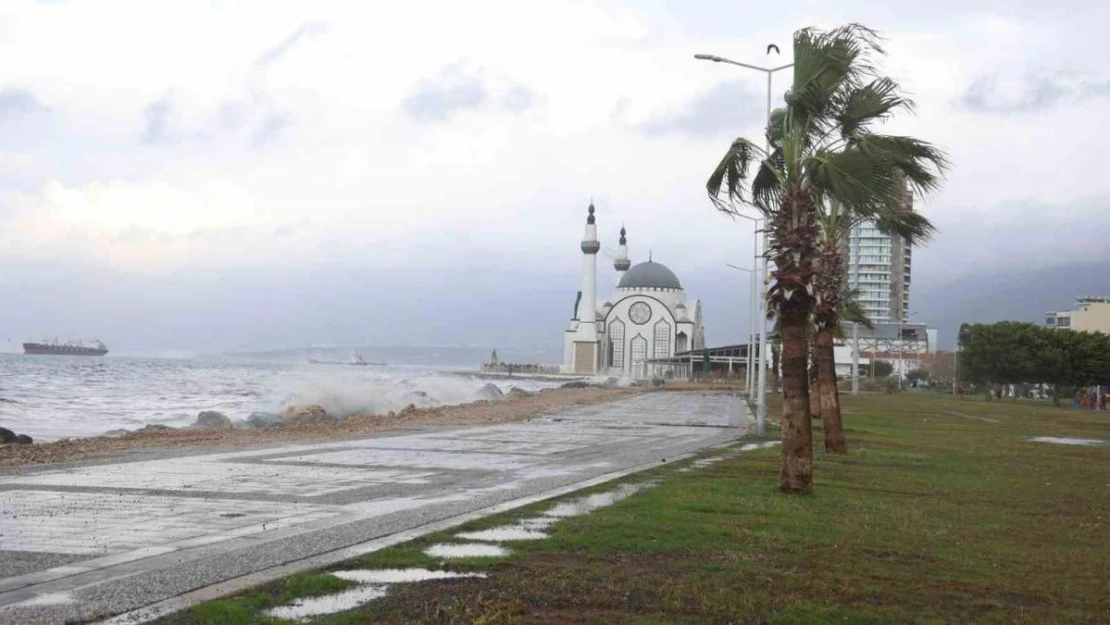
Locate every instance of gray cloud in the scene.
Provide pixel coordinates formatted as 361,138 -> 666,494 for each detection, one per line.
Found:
959,72 -> 1110,114
0,88 -> 46,119
254,22 -> 328,68
404,67 -> 489,121
503,86 -> 534,113
403,65 -> 535,122
639,80 -> 763,138
251,112 -> 292,146
142,90 -> 174,144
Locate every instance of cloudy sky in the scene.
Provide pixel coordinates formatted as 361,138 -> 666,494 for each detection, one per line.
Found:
1,0 -> 1108,356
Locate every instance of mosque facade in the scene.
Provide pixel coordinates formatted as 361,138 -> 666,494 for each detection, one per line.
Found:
562,204 -> 705,377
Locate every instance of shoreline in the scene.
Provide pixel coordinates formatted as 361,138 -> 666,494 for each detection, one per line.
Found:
0,386 -> 645,470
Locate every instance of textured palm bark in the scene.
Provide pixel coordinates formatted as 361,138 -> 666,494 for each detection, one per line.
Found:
768,189 -> 819,495
813,236 -> 847,454
778,303 -> 814,494
809,355 -> 822,418
816,327 -> 847,453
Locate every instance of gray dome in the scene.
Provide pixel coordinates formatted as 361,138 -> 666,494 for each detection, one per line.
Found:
618,261 -> 682,290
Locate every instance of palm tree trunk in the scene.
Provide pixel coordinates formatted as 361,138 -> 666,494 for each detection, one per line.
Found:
778,304 -> 814,494
809,354 -> 822,418
816,327 -> 847,453
771,342 -> 781,392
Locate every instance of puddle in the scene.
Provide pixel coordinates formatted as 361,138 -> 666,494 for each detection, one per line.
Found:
518,516 -> 559,530
739,441 -> 780,452
332,568 -> 485,584
11,592 -> 73,607
690,456 -> 725,467
543,483 -> 650,518
424,543 -> 510,558
1028,436 -> 1107,446
456,526 -> 549,542
266,585 -> 388,621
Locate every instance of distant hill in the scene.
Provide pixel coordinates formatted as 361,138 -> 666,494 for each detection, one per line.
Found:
914,261 -> 1110,349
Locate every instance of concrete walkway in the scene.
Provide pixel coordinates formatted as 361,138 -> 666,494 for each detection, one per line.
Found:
0,391 -> 750,624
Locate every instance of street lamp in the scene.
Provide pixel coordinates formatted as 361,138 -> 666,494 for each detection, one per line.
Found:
695,48 -> 793,434
726,262 -> 756,397
898,310 -> 920,389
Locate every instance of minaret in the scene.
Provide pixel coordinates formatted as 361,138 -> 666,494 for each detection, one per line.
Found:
614,225 -> 630,287
572,203 -> 600,374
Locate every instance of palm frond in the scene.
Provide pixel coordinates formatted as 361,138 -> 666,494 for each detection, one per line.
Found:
706,137 -> 761,216
871,207 -> 936,245
842,290 -> 874,329
836,77 -> 914,139
855,134 -> 950,196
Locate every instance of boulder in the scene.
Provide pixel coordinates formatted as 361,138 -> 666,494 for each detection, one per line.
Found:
0,427 -> 15,444
561,381 -> 589,389
193,411 -> 232,429
103,429 -> 132,437
246,411 -> 282,428
14,434 -> 32,445
402,390 -> 439,407
280,404 -> 334,426
476,383 -> 503,399
508,387 -> 535,398
651,377 -> 666,388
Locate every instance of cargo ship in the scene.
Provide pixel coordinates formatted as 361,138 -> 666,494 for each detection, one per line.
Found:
23,338 -> 109,356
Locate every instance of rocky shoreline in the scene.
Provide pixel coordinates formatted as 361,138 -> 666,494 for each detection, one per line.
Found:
0,385 -> 644,469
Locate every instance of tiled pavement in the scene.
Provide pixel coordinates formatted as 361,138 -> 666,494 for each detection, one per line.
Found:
0,391 -> 750,624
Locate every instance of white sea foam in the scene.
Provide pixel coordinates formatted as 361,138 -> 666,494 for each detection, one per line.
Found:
0,356 -> 561,441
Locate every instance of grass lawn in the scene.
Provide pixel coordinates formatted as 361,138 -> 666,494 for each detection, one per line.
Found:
157,392 -> 1110,625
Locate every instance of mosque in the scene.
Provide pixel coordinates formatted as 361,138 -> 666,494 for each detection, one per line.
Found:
562,203 -> 706,377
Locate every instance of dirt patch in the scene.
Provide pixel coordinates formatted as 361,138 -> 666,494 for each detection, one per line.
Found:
0,387 -> 644,469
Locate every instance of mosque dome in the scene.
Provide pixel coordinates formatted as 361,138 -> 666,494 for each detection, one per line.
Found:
618,261 -> 682,290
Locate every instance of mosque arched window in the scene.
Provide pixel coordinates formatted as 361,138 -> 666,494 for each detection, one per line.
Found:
609,319 -> 626,371
634,335 -> 648,379
653,320 -> 671,358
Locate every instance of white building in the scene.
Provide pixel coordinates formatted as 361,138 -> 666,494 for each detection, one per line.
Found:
562,204 -> 706,376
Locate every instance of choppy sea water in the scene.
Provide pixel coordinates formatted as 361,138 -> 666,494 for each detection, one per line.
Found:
0,355 -> 565,441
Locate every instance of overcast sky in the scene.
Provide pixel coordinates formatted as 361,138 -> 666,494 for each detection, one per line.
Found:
2,0 -> 1109,356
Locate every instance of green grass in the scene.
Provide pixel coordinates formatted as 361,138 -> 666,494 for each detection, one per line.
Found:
157,393 -> 1110,624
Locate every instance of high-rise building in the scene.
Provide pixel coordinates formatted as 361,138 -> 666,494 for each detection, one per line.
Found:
844,187 -> 913,324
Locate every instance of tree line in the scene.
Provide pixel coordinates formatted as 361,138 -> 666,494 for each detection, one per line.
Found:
957,322 -> 1110,404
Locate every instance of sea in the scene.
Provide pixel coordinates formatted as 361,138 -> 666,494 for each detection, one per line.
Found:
0,354 -> 570,442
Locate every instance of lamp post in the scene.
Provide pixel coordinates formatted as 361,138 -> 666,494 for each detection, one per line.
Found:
726,262 -> 756,397
695,49 -> 792,434
727,212 -> 762,400
898,310 -> 920,389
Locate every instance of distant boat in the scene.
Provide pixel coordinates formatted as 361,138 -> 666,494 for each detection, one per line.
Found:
23,338 -> 109,356
307,350 -> 385,366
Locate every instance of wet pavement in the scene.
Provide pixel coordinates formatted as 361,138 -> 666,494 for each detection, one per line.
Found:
0,391 -> 749,624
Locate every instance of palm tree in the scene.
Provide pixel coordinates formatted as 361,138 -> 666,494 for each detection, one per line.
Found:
814,199 -> 934,453
706,24 -> 948,493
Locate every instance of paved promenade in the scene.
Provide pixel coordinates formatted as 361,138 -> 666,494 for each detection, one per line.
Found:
0,391 -> 749,624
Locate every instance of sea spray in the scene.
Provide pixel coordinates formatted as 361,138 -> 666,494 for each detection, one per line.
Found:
0,357 -> 562,441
